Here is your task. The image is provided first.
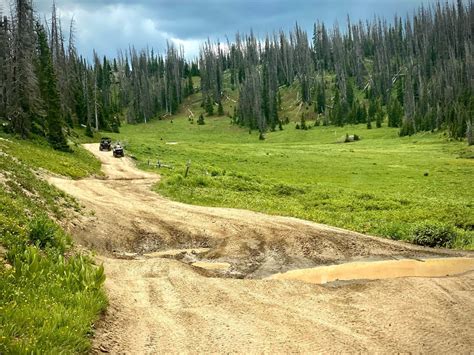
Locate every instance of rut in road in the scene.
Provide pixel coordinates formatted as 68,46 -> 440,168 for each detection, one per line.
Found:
48,144 -> 474,353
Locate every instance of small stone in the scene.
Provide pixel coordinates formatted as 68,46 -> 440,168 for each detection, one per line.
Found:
99,345 -> 109,353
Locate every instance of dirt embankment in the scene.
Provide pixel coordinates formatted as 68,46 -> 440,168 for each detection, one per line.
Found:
48,144 -> 474,353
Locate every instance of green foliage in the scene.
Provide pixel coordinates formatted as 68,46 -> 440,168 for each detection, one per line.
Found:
28,215 -> 70,253
367,117 -> 372,129
217,101 -> 224,116
35,23 -> 70,152
388,98 -> 403,128
85,122 -> 94,138
299,114 -> 308,130
0,247 -> 107,353
0,135 -> 102,179
411,222 -> 458,248
375,111 -> 383,128
197,113 -> 205,125
399,118 -> 416,137
0,136 -> 107,352
205,95 -> 214,116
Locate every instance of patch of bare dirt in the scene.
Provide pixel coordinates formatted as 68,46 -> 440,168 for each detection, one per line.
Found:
48,144 -> 474,353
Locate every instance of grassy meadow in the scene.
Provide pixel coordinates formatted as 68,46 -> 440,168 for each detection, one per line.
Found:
105,90 -> 474,249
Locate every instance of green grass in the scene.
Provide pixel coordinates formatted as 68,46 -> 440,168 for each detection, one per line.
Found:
106,93 -> 474,249
0,136 -> 107,352
0,134 -> 102,179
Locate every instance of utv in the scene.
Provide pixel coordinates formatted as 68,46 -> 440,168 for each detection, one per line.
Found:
113,143 -> 124,158
99,137 -> 112,151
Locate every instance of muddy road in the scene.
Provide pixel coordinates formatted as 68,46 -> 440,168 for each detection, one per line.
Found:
48,144 -> 474,353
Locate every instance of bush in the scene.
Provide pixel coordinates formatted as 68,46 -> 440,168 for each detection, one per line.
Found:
197,114 -> 205,125
411,222 -> 458,248
28,215 -> 70,252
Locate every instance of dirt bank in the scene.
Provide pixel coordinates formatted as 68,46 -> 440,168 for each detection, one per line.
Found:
48,144 -> 474,353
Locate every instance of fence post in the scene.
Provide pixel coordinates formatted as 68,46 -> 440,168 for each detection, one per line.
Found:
184,160 -> 191,178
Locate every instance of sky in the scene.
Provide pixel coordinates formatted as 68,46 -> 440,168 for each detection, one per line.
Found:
0,0 -> 448,60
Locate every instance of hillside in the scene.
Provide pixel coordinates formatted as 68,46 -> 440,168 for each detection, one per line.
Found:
0,136 -> 107,352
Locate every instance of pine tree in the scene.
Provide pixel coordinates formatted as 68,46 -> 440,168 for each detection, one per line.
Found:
217,100 -> 224,116
197,113 -> 205,125
346,80 -> 355,107
205,95 -> 214,116
36,23 -> 69,151
187,73 -> 193,96
9,0 -> 40,138
467,119 -> 473,146
85,121 -> 93,137
315,81 -> 326,114
375,110 -> 383,128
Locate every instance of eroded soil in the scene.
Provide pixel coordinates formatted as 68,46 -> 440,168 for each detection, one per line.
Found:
48,144 -> 474,353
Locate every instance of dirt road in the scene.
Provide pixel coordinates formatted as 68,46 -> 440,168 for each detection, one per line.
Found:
48,144 -> 474,353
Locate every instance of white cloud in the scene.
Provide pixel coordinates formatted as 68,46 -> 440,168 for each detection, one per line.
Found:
52,2 -> 204,60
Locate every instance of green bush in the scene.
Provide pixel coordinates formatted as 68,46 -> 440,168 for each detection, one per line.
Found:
411,222 -> 458,247
28,215 -> 70,253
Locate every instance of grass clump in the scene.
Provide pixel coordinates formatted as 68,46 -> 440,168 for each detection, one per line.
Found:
412,222 -> 472,248
28,215 -> 71,253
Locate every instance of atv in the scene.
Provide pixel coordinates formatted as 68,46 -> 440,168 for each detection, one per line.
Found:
113,143 -> 124,158
99,137 -> 112,151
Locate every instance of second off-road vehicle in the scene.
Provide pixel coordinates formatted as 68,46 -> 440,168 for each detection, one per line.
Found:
113,143 -> 124,158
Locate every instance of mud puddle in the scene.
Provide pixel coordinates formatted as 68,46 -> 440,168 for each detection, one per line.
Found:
192,261 -> 231,271
144,248 -> 210,258
269,257 -> 474,284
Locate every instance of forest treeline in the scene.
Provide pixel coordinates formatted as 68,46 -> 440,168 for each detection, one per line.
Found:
200,0 -> 473,142
0,0 -> 472,150
0,0 -> 197,150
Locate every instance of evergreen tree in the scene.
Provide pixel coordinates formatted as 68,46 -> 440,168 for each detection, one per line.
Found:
36,23 -> 69,151
467,119 -> 473,146
197,113 -> 205,125
375,110 -> 383,128
315,81 -> 326,114
388,98 -> 403,127
187,73 -> 193,96
217,100 -> 224,116
205,95 -> 214,116
346,80 -> 355,107
85,121 -> 93,137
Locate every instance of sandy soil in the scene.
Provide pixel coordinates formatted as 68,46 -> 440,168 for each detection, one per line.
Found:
48,144 -> 474,353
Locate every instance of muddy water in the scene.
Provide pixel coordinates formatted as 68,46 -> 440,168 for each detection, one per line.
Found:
269,257 -> 474,284
144,248 -> 210,258
192,261 -> 231,271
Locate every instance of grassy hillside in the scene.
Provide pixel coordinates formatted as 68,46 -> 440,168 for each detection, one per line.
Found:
0,135 -> 106,353
104,91 -> 474,250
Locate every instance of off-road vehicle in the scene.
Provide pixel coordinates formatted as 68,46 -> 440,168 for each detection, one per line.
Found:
99,137 -> 112,151
113,143 -> 124,158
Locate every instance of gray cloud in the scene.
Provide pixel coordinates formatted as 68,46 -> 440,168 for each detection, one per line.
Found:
1,0 -> 448,60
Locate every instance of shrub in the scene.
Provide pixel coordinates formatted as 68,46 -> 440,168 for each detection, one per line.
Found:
197,114 -> 205,125
411,222 -> 458,248
85,122 -> 94,138
28,215 -> 70,252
